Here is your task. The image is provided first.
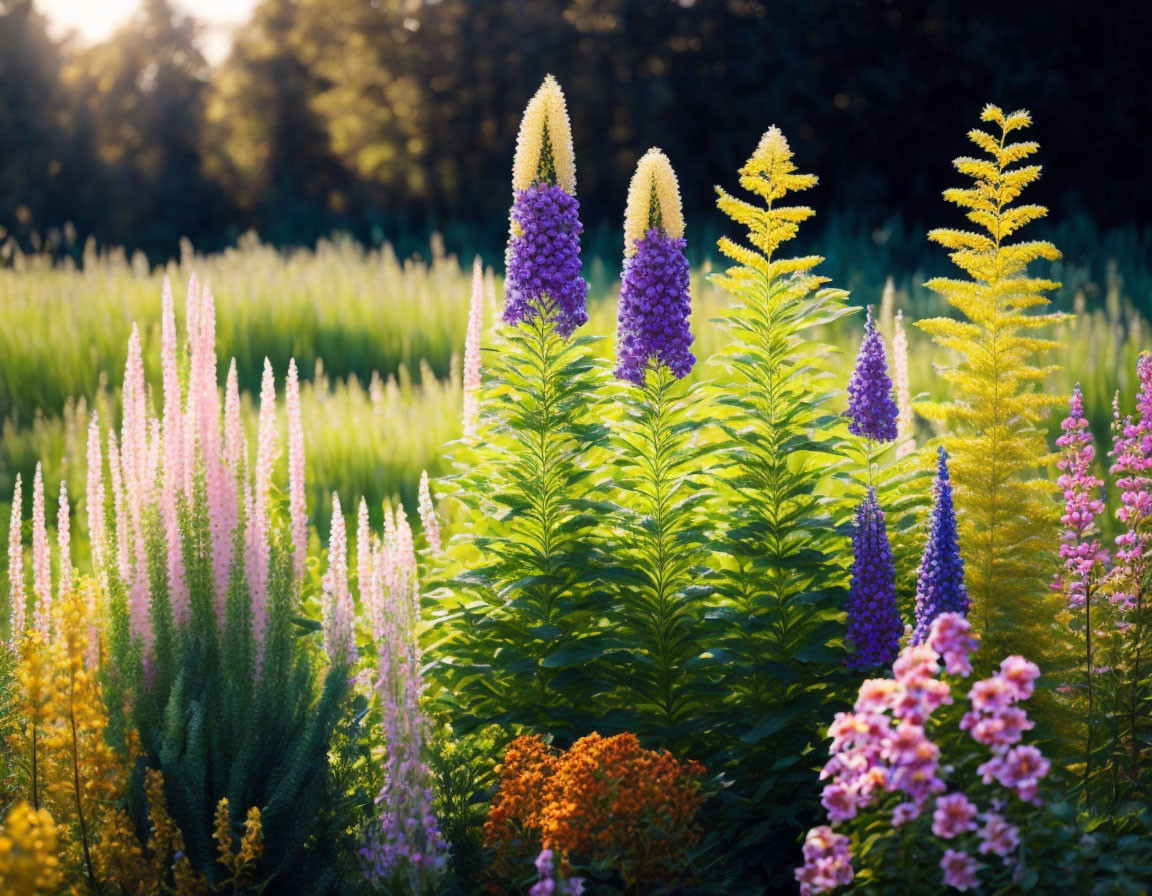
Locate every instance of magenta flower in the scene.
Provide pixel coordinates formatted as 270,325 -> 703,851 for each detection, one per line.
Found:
799,613 -> 1047,893
931,793 -> 978,839
997,656 -> 1040,702
891,801 -> 921,826
926,610 -> 978,676
821,782 -> 861,823
940,849 -> 980,891
978,813 -> 1020,857
795,827 -> 854,895
961,705 -> 1033,748
968,676 -> 1015,713
977,745 -> 1050,803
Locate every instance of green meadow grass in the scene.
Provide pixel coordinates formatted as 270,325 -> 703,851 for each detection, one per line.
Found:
1,235 -> 1148,579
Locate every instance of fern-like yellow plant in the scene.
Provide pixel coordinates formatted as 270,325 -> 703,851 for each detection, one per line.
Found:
704,129 -> 857,881
710,126 -> 854,701
917,104 -> 1065,662
5,580 -> 165,891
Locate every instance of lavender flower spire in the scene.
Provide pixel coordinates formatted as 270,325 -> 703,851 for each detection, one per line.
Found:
615,148 -> 694,384
893,310 -> 915,458
913,448 -> 968,643
847,308 -> 899,442
846,488 -> 902,669
1110,353 -> 1152,610
1055,385 -> 1109,608
503,75 -> 588,338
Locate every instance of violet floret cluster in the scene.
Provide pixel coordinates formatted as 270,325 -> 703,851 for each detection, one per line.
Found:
504,182 -> 588,338
615,228 -> 694,384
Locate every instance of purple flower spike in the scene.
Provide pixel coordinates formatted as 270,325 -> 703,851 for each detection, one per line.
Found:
503,182 -> 589,338
1055,385 -> 1108,608
846,488 -> 903,670
615,229 -> 695,384
847,309 -> 899,442
1110,353 -> 1152,609
913,448 -> 969,643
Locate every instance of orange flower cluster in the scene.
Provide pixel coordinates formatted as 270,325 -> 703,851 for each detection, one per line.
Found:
485,732 -> 706,888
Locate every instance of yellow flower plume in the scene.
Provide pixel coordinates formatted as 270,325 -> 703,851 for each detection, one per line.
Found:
511,74 -> 576,194
623,148 -> 685,256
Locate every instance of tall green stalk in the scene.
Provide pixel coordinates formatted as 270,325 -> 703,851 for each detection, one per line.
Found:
608,366 -> 710,746
438,311 -> 608,741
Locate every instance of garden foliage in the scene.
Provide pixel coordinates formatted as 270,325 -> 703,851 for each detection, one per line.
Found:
2,81 -> 1151,896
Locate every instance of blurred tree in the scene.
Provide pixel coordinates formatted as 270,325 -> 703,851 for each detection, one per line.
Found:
2,0 -> 1149,266
64,0 -> 231,257
205,0 -> 355,245
0,0 -> 99,255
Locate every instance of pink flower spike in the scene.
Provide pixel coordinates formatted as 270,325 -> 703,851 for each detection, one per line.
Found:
462,256 -> 484,439
322,493 -> 356,666
286,358 -> 308,581
892,309 -> 915,458
224,359 -> 245,472
1054,384 -> 1108,606
57,478 -> 71,589
160,275 -> 185,498
249,358 -> 277,660
159,283 -> 190,622
121,324 -> 150,517
86,414 -> 106,576
108,432 -> 130,587
395,503 -> 417,594
7,474 -> 25,640
195,283 -> 221,464
417,470 -> 442,554
31,464 -> 51,638
1111,356 -> 1152,608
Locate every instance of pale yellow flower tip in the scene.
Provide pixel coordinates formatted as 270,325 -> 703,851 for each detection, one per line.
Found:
753,126 -> 792,166
511,74 -> 577,195
623,148 -> 685,256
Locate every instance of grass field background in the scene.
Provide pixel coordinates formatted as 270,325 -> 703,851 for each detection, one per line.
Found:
2,229 -> 1149,573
